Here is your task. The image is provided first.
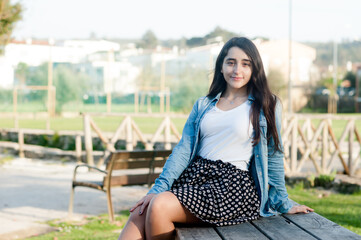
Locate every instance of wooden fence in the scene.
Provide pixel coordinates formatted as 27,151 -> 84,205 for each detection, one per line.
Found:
0,113 -> 360,176
282,114 -> 361,176
0,128 -> 84,161
82,113 -> 183,166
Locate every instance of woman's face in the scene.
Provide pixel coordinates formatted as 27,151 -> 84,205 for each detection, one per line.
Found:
221,47 -> 252,92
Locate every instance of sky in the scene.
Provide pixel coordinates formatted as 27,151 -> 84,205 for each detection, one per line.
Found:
12,0 -> 361,43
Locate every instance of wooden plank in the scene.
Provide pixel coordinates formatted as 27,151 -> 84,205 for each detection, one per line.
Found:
216,222 -> 268,240
176,227 -> 221,240
153,150 -> 172,158
112,159 -> 166,169
110,150 -> 170,169
283,213 -> 361,240
108,173 -> 160,186
251,215 -> 317,240
112,150 -> 156,160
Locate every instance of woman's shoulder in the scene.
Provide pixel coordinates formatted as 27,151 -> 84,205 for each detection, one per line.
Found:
194,95 -> 211,107
196,96 -> 208,103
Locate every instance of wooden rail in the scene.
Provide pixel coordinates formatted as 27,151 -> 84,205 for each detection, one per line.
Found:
0,128 -> 84,162
83,114 -> 182,166
283,114 -> 361,176
0,113 -> 360,176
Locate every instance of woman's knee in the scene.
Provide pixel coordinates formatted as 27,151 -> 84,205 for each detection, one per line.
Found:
148,192 -> 176,217
128,206 -> 147,224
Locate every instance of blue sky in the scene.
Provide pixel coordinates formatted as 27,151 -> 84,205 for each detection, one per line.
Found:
12,0 -> 361,42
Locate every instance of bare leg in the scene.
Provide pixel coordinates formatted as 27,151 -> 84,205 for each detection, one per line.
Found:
145,191 -> 204,240
118,205 -> 147,240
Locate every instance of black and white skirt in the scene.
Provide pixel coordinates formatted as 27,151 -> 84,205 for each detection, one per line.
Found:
170,156 -> 260,226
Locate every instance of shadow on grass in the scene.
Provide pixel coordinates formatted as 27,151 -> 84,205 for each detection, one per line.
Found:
28,210 -> 130,240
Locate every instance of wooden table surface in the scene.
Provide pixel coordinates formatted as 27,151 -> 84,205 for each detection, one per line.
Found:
176,211 -> 361,240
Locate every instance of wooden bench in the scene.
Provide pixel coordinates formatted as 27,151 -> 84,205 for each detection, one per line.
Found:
68,149 -> 172,222
176,205 -> 361,240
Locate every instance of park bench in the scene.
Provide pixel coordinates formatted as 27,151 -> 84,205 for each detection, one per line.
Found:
176,201 -> 361,240
68,149 -> 172,222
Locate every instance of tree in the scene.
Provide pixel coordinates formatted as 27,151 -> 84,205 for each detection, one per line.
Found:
0,0 -> 22,54
139,30 -> 158,49
53,64 -> 90,112
204,26 -> 239,43
170,66 -> 209,112
186,37 -> 205,47
14,63 -> 92,112
14,62 -> 27,85
343,71 -> 356,88
267,68 -> 286,100
185,26 -> 239,48
25,63 -> 48,102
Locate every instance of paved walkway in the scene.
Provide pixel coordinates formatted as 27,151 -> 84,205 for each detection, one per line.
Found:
0,157 -> 149,240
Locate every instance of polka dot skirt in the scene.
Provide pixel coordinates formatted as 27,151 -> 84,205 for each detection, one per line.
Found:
170,156 -> 260,226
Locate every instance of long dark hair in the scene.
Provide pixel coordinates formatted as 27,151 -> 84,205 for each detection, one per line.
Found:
208,37 -> 282,152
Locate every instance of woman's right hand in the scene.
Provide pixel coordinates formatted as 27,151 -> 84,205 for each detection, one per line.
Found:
130,193 -> 156,215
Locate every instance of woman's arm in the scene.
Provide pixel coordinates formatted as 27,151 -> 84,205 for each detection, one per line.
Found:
267,100 -> 293,213
147,97 -> 202,194
267,101 -> 314,215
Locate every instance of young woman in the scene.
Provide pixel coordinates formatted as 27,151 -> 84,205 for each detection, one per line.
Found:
119,37 -> 313,240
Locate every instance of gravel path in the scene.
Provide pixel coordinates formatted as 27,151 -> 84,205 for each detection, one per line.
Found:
0,157 -> 148,240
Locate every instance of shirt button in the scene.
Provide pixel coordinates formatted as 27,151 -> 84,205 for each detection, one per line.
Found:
256,155 -> 259,158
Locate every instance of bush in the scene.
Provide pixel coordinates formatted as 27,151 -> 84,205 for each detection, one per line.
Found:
314,174 -> 335,189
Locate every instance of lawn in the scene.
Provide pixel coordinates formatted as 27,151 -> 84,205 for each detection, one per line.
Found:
28,212 -> 129,240
0,115 -> 188,134
287,185 -> 361,235
27,187 -> 361,239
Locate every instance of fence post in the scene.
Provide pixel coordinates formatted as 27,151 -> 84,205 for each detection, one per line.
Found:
14,114 -> 19,129
46,116 -> 50,130
75,134 -> 82,163
18,129 -> 24,158
164,116 -> 171,150
322,120 -> 328,173
125,116 -> 133,150
13,88 -> 19,129
348,120 -> 355,176
306,118 -> 312,142
291,117 -> 298,173
134,90 -> 139,113
83,114 -> 94,166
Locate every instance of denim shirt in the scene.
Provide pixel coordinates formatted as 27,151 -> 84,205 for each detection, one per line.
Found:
148,92 -> 293,217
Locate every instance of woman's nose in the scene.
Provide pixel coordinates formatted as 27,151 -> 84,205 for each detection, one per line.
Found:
233,64 -> 241,74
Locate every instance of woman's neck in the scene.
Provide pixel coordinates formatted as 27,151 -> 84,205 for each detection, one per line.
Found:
222,87 -> 248,100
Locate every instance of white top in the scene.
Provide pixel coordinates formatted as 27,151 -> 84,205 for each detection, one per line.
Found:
197,100 -> 254,170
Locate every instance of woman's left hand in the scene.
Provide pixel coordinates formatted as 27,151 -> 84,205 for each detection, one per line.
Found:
287,205 -> 314,214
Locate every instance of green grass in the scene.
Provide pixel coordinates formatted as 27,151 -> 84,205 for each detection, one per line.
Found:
0,116 -> 187,134
0,155 -> 14,165
0,102 -> 47,112
287,184 -> 361,235
28,211 -> 130,240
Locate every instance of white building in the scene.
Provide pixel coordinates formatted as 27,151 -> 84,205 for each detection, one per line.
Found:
0,39 -> 121,89
255,39 -> 317,110
256,39 -> 317,85
88,51 -> 141,94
